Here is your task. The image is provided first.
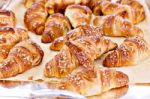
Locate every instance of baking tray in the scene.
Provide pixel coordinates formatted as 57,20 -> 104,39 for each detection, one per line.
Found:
0,0 -> 150,99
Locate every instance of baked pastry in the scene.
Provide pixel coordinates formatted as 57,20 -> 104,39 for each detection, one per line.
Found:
23,0 -> 35,8
103,36 -> 150,67
65,4 -> 92,28
59,67 -> 128,96
0,9 -> 16,27
93,15 -> 143,37
41,13 -> 71,43
0,40 -> 44,78
50,25 -> 103,51
93,0 -> 145,24
45,0 -> 90,14
89,0 -> 111,11
45,36 -> 117,78
47,67 -> 129,96
0,27 -> 29,63
117,0 -> 145,24
24,0 -> 48,35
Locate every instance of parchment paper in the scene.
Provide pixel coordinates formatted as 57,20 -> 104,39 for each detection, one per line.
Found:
3,0 -> 150,84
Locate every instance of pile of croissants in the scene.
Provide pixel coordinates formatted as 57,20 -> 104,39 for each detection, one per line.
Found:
0,0 -> 149,97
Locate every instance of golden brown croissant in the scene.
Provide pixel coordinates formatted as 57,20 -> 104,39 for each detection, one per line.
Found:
65,4 -> 92,28
24,0 -> 48,35
0,27 -> 29,63
23,0 -> 35,8
93,14 -> 143,37
103,36 -> 150,67
47,67 -> 128,96
50,25 -> 103,51
45,0 -> 90,14
116,0 -> 145,24
45,36 -> 117,78
61,67 -> 128,96
41,13 -> 71,43
0,9 -> 16,27
0,40 -> 44,78
93,0 -> 145,24
89,0 -> 111,10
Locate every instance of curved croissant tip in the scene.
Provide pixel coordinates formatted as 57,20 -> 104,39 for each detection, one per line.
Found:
116,71 -> 129,87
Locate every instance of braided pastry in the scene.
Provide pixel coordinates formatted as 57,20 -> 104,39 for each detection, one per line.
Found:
103,36 -> 150,67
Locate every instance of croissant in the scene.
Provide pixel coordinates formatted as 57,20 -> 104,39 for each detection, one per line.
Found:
116,0 -> 145,24
58,67 -> 129,96
45,0 -> 90,14
50,25 -> 103,51
41,13 -> 71,43
65,4 -> 92,28
0,9 -> 16,27
93,0 -> 145,24
45,36 -> 117,78
0,40 -> 44,78
24,0 -> 48,35
103,36 -> 150,67
93,14 -> 143,37
0,27 -> 29,63
89,0 -> 111,10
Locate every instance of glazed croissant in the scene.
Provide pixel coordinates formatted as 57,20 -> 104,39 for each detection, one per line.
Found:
116,0 -> 145,24
57,67 -> 129,96
0,9 -> 16,27
24,0 -> 35,8
44,36 -> 117,78
93,14 -> 143,37
41,13 -> 71,43
45,0 -> 90,14
47,67 -> 129,96
89,0 -> 111,10
0,27 -> 29,63
103,36 -> 150,67
65,4 -> 92,28
0,40 -> 44,78
24,0 -> 48,35
93,0 -> 145,24
50,25 -> 103,51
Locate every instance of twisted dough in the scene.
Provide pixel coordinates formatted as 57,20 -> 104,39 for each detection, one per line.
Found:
103,36 -> 150,67
0,40 -> 44,78
45,36 -> 117,78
